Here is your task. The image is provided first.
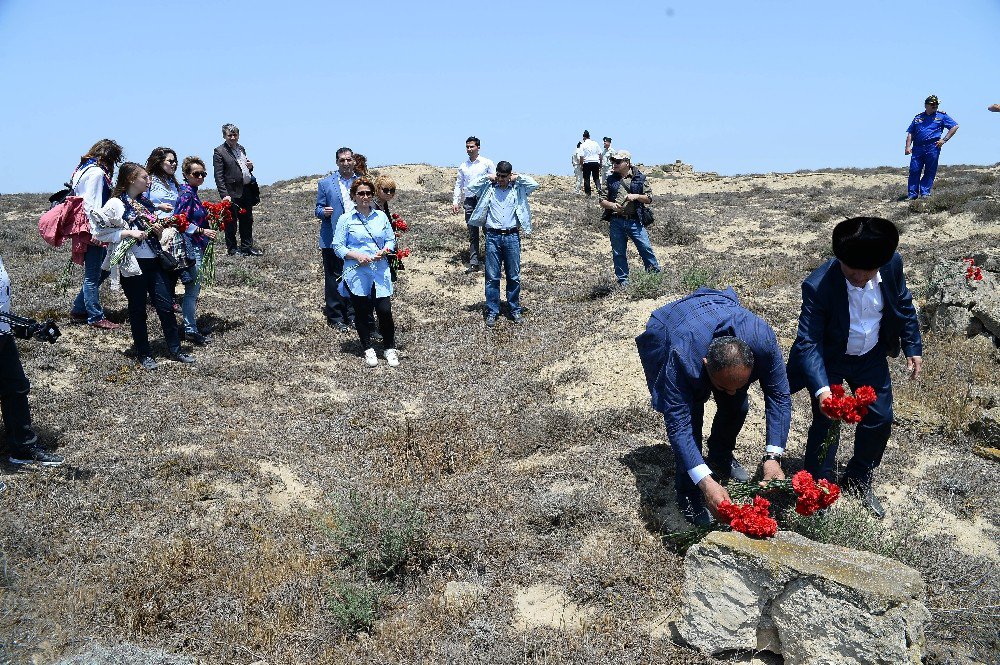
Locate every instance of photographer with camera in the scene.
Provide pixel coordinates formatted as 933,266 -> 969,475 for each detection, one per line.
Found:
1,253 -> 64,472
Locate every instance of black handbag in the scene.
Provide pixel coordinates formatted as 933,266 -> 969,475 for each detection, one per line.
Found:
157,249 -> 179,272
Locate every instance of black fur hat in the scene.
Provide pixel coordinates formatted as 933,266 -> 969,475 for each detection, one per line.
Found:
832,217 -> 899,270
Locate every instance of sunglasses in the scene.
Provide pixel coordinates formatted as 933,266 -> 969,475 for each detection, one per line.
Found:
189,171 -> 207,178
356,191 -> 375,198
382,188 -> 396,194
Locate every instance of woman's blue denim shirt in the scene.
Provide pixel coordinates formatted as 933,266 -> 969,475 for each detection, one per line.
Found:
333,207 -> 396,298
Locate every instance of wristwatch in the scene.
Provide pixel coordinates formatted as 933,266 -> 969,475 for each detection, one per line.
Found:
761,453 -> 783,464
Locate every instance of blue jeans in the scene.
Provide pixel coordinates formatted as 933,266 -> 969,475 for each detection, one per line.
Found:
181,245 -> 203,333
71,244 -> 110,323
907,145 -> 940,198
484,229 -> 521,317
609,216 -> 659,285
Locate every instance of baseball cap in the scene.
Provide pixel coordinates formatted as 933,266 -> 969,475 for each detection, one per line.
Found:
925,95 -> 940,105
612,150 -> 631,162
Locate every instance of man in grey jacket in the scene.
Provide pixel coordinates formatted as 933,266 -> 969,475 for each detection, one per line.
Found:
213,123 -> 262,256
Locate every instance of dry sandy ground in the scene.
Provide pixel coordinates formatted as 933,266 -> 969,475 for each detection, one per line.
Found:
1,162 -> 998,664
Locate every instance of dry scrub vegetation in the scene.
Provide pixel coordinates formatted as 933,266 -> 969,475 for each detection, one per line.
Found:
1,162 -> 998,664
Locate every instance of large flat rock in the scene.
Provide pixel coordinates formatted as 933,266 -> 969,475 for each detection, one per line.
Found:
678,530 -> 928,665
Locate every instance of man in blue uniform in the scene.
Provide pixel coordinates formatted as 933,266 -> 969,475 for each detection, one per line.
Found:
636,288 -> 791,525
905,95 -> 958,199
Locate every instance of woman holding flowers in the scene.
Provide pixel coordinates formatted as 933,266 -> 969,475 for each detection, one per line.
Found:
145,147 -> 187,308
333,178 -> 400,368
91,163 -> 195,370
170,157 -> 218,344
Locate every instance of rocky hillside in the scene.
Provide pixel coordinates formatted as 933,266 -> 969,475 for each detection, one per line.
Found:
1,163 -> 997,664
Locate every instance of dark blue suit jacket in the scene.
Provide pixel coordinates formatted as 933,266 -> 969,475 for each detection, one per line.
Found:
315,174 -> 352,249
786,253 -> 922,396
635,287 -> 792,474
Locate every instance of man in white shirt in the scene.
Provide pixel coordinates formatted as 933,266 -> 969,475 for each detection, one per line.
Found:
452,136 -> 495,270
579,130 -> 603,196
786,217 -> 923,519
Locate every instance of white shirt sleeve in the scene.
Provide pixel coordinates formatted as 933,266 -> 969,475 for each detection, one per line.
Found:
453,164 -> 466,206
73,168 -> 107,216
688,464 -> 712,485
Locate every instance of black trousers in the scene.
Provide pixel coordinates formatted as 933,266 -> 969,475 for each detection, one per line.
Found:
225,196 -> 254,252
321,248 -> 355,325
582,162 -> 601,195
349,286 -> 395,349
0,335 -> 36,450
120,258 -> 181,357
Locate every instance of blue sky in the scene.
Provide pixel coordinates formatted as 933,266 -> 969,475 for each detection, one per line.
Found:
1,0 -> 998,193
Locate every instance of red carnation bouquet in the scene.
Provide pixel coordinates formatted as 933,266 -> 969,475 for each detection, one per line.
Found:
171,212 -> 190,234
667,470 -> 844,551
816,383 -> 877,464
198,201 -> 232,286
388,212 -> 412,274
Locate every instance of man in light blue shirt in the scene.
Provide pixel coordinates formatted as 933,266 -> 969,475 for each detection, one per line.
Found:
467,161 -> 539,327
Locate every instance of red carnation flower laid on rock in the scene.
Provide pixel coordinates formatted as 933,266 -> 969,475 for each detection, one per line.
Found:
718,497 -> 778,538
789,470 -> 840,516
964,258 -> 984,281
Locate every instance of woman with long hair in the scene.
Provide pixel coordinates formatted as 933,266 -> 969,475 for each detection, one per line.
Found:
333,178 -> 399,367
69,138 -> 123,330
91,163 -> 195,369
171,156 -> 218,344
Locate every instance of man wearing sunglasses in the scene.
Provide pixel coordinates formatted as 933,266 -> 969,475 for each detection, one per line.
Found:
904,95 -> 958,199
465,161 -> 539,327
599,150 -> 660,286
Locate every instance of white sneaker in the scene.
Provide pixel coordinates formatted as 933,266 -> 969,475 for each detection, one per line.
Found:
364,348 -> 379,367
384,348 -> 400,367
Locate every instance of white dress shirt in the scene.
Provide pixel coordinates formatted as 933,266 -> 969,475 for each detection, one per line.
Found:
0,254 -> 11,334
453,156 -> 495,205
814,272 -> 883,398
338,174 -> 357,216
580,138 -> 602,163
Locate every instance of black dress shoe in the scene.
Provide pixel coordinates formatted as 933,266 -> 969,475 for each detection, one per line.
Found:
186,331 -> 207,345
227,248 -> 240,256
241,247 -> 264,256
170,352 -> 196,364
841,477 -> 885,519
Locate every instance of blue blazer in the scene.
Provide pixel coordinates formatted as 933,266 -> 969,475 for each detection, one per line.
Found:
786,253 -> 922,396
635,287 -> 792,473
315,175 -> 350,249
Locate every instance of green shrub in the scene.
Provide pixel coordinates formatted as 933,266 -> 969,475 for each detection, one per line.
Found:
332,491 -> 425,580
783,498 -> 926,562
327,578 -> 386,633
680,266 -> 716,292
627,270 -> 668,301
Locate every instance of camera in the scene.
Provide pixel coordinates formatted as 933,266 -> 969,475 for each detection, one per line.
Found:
1,312 -> 61,344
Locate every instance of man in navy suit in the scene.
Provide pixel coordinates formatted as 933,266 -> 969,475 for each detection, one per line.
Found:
316,148 -> 359,331
787,217 -> 922,518
636,288 -> 792,525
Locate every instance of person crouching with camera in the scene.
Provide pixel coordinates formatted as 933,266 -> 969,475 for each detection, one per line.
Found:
0,253 -> 64,469
91,162 -> 195,370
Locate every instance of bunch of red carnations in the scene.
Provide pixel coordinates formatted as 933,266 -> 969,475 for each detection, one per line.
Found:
964,258 -> 984,281
198,201 -> 233,285
389,212 -> 412,273
667,471 -> 843,551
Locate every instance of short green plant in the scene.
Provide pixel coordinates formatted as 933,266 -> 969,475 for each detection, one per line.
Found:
680,266 -> 716,292
627,269 -> 668,301
332,491 -> 425,580
783,497 -> 927,563
327,578 -> 386,633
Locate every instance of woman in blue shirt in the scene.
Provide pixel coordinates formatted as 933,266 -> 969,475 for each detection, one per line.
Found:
333,178 -> 399,367
172,156 -> 218,345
